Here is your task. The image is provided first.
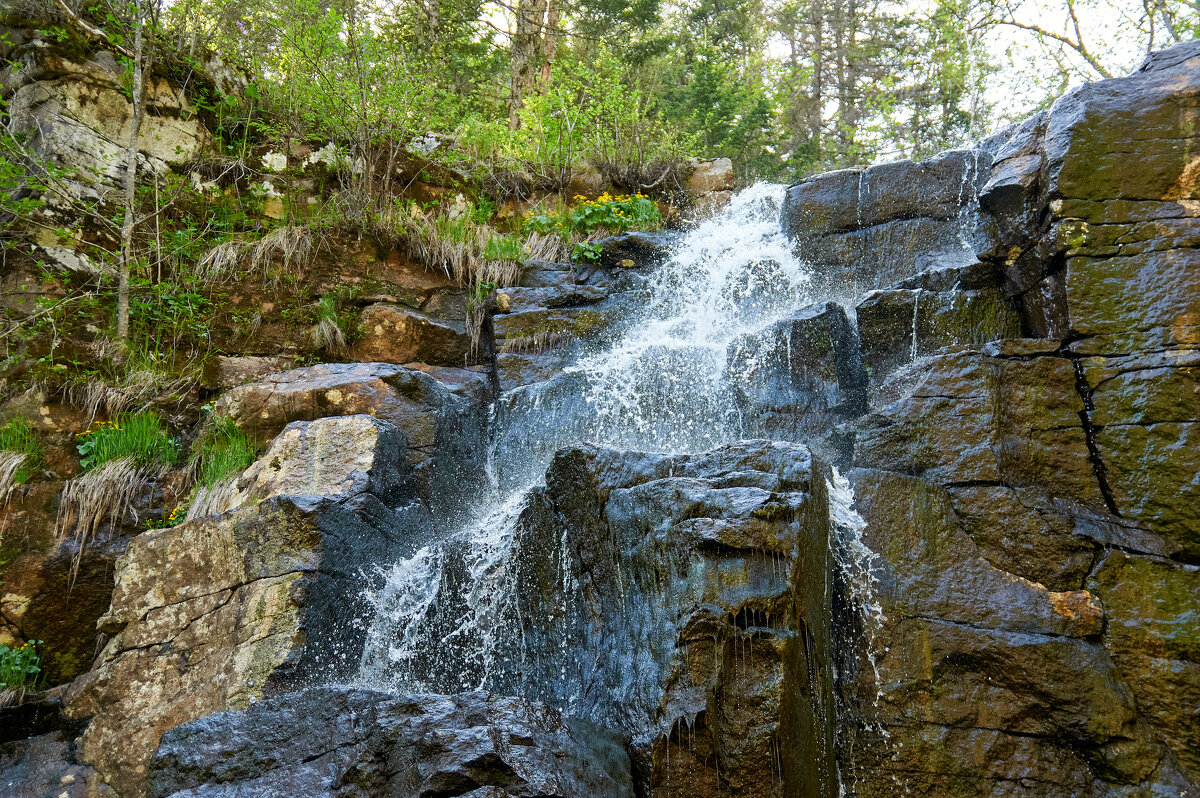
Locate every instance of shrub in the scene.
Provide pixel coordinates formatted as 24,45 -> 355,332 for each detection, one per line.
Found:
76,413 -> 179,471
0,419 -> 43,485
0,640 -> 42,700
525,193 -> 663,239
570,193 -> 661,234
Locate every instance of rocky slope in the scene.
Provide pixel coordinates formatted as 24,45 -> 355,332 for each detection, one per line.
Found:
2,33 -> 1199,798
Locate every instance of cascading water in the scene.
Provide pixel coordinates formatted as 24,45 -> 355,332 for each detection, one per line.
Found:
355,184 -> 888,771
357,183 -> 816,691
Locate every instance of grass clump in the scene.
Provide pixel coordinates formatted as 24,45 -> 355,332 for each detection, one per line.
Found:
392,199 -> 528,290
0,419 -> 43,488
184,418 -> 261,522
193,418 -> 258,489
310,293 -> 347,353
76,413 -> 179,471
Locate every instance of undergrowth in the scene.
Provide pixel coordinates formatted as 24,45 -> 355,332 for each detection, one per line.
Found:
0,640 -> 42,707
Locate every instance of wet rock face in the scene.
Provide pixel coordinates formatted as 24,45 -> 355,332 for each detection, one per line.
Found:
365,440 -> 838,798
789,42 -> 1200,798
146,687 -> 635,798
783,149 -> 993,295
727,302 -> 865,448
62,416 -> 433,798
494,240 -> 659,391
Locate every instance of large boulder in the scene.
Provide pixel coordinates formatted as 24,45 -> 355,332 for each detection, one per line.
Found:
349,303 -> 474,367
62,416 -> 432,798
146,687 -> 635,798
213,362 -> 488,519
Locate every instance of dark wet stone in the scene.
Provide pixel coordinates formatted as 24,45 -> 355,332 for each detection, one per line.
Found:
147,687 -> 635,798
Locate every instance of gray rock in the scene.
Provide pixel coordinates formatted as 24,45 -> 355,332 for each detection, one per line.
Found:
147,687 -> 635,798
213,362 -> 488,519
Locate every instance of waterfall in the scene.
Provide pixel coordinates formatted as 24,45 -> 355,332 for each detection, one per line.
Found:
355,185 -> 883,746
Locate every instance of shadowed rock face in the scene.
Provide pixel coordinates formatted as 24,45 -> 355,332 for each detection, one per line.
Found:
146,687 -> 635,798
766,41 -> 1200,798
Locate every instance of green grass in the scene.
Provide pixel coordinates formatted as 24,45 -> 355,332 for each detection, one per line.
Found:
76,412 -> 179,471
193,418 -> 258,487
483,234 -> 525,262
0,419 -> 43,484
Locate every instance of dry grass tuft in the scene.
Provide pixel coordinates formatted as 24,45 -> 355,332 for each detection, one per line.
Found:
0,451 -> 28,505
524,231 -> 567,262
310,316 -> 346,352
186,475 -> 243,522
398,209 -> 526,290
0,687 -> 25,710
64,369 -> 195,420
195,240 -> 245,285
250,225 -> 313,284
195,226 -> 317,288
56,457 -> 167,583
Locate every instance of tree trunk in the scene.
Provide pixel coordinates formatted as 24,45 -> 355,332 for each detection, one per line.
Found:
810,0 -> 825,157
539,0 -> 560,86
509,0 -> 548,129
117,0 -> 147,343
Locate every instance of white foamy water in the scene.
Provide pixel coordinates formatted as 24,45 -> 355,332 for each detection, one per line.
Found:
490,183 -> 815,491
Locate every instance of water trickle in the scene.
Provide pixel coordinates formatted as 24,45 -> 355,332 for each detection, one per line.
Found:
955,148 -> 982,251
827,467 -> 885,703
910,289 -> 921,362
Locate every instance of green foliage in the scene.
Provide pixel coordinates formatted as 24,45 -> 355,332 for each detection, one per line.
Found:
76,413 -> 179,471
0,640 -> 42,692
458,48 -> 692,184
0,419 -> 43,484
570,192 -> 661,234
571,241 -> 603,264
192,418 -> 258,488
468,279 -> 498,311
525,192 -> 662,237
